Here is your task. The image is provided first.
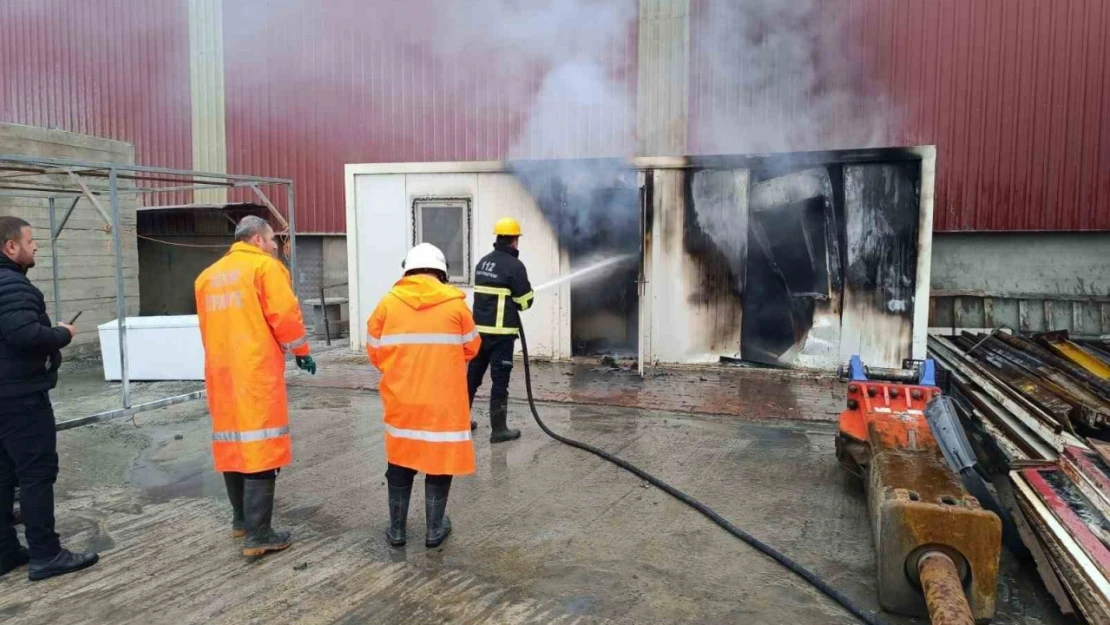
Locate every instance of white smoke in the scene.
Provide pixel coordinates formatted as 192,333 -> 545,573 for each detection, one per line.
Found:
689,0 -> 891,154
423,0 -> 638,159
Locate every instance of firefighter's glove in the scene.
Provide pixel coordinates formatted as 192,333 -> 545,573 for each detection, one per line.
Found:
296,355 -> 317,375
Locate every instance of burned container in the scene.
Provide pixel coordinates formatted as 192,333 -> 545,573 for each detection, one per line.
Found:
344,147 -> 936,372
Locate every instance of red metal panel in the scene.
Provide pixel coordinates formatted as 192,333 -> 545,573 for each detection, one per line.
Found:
689,0 -> 1110,231
0,0 -> 193,204
222,0 -> 638,233
5,1 -> 1107,233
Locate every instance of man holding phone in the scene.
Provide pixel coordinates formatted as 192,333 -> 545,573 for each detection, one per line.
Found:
0,216 -> 99,581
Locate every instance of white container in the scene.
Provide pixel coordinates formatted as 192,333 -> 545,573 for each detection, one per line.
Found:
98,315 -> 205,381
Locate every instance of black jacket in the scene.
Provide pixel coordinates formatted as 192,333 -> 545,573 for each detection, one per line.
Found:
0,254 -> 71,399
472,243 -> 534,335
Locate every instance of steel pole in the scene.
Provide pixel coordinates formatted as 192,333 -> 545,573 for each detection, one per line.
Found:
48,197 -> 61,322
53,197 -> 81,238
321,285 -> 331,346
109,169 -> 130,409
55,390 -> 206,431
287,183 -> 298,297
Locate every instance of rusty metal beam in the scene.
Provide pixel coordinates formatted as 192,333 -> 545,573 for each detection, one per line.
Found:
997,332 -> 1110,400
67,170 -> 112,230
955,335 -> 1077,432
1040,334 -> 1110,381
969,334 -> 1110,429
249,184 -> 290,231
929,336 -> 1084,452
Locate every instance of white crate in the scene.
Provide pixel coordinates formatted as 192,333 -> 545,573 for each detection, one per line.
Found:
98,316 -> 205,381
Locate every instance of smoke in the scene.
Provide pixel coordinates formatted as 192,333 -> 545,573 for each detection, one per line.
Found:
423,0 -> 638,159
510,159 -> 639,258
690,0 -> 891,154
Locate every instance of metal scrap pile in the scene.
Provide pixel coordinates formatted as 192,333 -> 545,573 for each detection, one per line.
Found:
928,331 -> 1110,623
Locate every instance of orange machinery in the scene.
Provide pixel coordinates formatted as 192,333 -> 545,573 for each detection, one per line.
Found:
836,356 -> 1002,625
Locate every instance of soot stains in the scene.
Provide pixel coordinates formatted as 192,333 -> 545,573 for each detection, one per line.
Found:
843,163 -> 920,316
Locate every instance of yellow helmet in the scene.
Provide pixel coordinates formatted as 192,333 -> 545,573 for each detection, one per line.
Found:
493,217 -> 522,237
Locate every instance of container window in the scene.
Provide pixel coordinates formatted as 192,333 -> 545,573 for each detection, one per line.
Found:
412,197 -> 471,284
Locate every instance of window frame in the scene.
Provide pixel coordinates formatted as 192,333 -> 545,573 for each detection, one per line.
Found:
411,196 -> 473,285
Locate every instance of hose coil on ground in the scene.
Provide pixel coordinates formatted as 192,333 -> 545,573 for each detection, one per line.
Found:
517,322 -> 886,625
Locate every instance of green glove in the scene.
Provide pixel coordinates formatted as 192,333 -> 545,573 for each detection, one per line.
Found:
296,355 -> 317,375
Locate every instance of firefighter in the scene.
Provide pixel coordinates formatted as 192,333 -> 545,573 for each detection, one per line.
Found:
195,215 -> 316,558
366,243 -> 480,548
467,217 -> 534,443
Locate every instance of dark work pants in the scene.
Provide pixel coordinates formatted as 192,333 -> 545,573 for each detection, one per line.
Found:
385,464 -> 452,490
0,393 -> 61,560
466,334 -> 516,406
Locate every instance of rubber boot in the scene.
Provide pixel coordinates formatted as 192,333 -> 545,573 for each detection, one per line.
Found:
28,549 -> 99,582
424,479 -> 452,548
241,478 -> 292,557
469,394 -> 477,431
0,546 -> 29,577
386,482 -> 412,547
489,397 -> 521,444
223,473 -> 246,538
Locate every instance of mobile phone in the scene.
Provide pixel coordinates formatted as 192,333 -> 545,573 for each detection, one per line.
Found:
67,310 -> 83,324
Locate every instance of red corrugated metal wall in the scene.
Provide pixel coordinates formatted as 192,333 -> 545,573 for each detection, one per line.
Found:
690,0 -> 1110,231
0,0 -> 193,202
3,2 -> 1106,232
222,0 -> 638,233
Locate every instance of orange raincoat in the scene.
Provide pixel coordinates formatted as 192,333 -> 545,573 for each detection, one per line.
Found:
195,242 -> 310,474
367,274 -> 481,476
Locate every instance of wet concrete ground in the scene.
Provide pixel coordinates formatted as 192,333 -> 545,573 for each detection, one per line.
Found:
0,352 -> 1069,624
294,347 -> 846,421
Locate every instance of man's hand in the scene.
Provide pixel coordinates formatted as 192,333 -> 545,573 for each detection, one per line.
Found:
58,322 -> 76,337
296,355 -> 317,375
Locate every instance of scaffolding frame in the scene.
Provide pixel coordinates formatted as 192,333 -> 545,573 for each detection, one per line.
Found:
0,153 -> 297,429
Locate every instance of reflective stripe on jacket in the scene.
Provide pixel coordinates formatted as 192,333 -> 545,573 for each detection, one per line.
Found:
367,274 -> 481,476
472,243 -> 533,335
196,242 -> 310,473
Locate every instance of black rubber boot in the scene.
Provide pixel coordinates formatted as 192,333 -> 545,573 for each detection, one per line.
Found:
489,397 -> 521,444
386,482 -> 412,547
241,478 -> 291,557
28,549 -> 99,582
469,393 -> 478,431
0,545 -> 29,577
223,473 -> 246,538
424,479 -> 452,548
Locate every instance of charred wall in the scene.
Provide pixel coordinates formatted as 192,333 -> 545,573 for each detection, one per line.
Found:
682,170 -> 746,348
839,162 -> 921,366
673,156 -> 922,369
504,153 -> 925,368
511,161 -> 641,355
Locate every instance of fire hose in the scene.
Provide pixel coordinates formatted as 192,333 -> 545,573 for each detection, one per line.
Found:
516,321 -> 888,625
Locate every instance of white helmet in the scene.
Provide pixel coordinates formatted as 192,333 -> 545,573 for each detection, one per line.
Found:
402,242 -> 448,274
